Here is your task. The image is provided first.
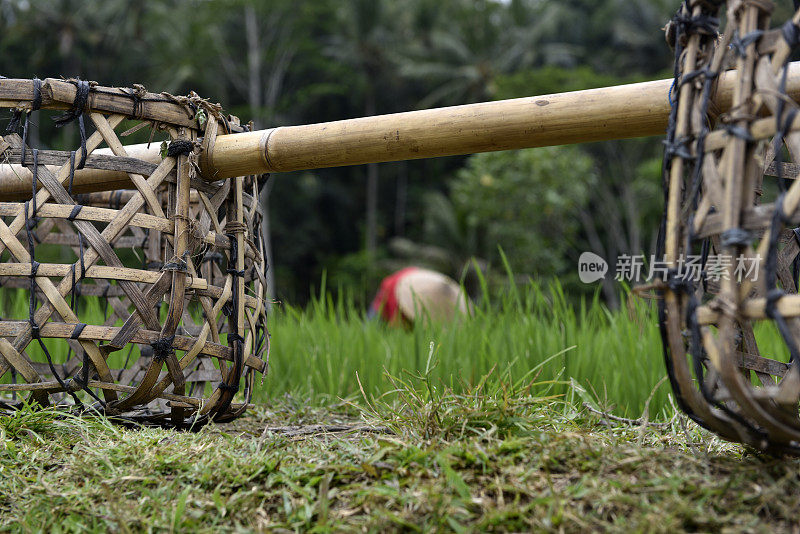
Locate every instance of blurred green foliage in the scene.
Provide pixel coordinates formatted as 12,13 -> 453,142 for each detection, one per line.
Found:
450,147 -> 596,280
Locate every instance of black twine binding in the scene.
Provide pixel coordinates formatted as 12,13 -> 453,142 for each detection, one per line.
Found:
783,19 -> 800,49
218,382 -> 239,393
150,336 -> 175,362
67,204 -> 82,221
724,124 -> 755,142
671,11 -> 720,40
161,257 -> 188,273
31,78 -> 42,111
216,233 -> 245,411
680,67 -> 717,87
23,162 -> 83,407
729,29 -> 764,57
53,79 -> 90,169
7,78 -> 41,138
123,85 -> 146,120
720,227 -> 751,248
167,139 -> 193,158
17,78 -> 43,166
663,136 -> 695,162
226,233 -> 246,277
791,227 -> 800,289
227,267 -> 246,277
71,323 -> 86,339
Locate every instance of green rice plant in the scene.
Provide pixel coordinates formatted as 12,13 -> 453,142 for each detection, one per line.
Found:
263,278 -> 673,417
2,277 -> 787,419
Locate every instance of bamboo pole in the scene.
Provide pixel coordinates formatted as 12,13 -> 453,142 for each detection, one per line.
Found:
3,62 -> 800,197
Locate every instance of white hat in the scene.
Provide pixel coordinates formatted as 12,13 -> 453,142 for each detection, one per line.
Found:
395,268 -> 470,323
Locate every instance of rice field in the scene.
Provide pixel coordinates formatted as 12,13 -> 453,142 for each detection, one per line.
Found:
263,280 -> 670,418
0,278 -> 668,418
3,275 -> 792,421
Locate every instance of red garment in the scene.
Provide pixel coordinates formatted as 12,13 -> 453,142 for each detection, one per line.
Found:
370,267 -> 418,322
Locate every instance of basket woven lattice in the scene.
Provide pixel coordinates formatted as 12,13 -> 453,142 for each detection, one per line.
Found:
661,0 -> 800,452
0,78 -> 268,427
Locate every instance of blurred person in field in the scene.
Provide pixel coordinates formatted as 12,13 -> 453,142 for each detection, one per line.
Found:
369,267 -> 470,327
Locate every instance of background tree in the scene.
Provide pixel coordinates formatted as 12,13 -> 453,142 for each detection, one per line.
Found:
325,0 -> 397,264
0,0 -> 696,306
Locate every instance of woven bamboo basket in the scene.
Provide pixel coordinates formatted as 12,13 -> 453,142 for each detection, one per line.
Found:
660,0 -> 800,452
0,79 -> 268,427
